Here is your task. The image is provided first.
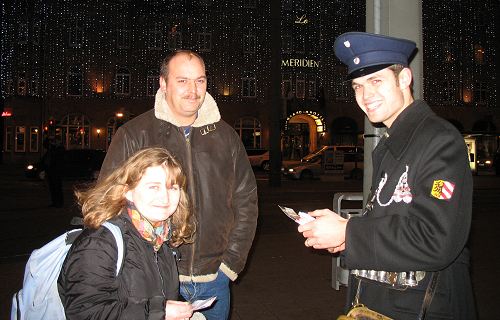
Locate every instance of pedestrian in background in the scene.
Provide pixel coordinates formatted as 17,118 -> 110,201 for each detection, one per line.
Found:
42,138 -> 65,208
299,32 -> 476,319
99,50 -> 258,319
58,147 -> 196,320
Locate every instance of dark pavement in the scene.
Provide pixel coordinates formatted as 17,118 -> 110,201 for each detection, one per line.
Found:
1,163 -> 499,319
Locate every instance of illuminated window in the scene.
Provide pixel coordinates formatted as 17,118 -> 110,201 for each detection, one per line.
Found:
243,29 -> 256,53
6,79 -> 14,96
442,81 -> 457,103
473,82 -> 487,104
474,44 -> 484,64
18,23 -> 28,44
335,66 -> 349,101
115,67 -> 131,95
307,79 -> 317,99
148,23 -> 163,50
241,72 -> 256,97
30,127 -> 39,152
117,29 -> 130,49
282,73 -> 292,97
69,20 -> 83,48
296,74 -> 305,99
234,117 -> 261,149
198,29 -> 212,52
67,66 -> 83,96
146,71 -> 159,96
15,126 -> 26,152
5,126 -> 13,151
30,77 -> 39,96
60,114 -> 90,149
17,72 -> 27,96
32,21 -> 40,45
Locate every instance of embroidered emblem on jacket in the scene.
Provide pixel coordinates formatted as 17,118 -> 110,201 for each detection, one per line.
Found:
200,123 -> 216,135
431,180 -> 455,200
376,165 -> 413,207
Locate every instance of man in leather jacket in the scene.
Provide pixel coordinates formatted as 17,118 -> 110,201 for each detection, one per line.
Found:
299,33 -> 476,319
99,50 -> 258,319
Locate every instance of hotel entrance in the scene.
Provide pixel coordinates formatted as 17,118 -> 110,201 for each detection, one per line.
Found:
283,110 -> 326,160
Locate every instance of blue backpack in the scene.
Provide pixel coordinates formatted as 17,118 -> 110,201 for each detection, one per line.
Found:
11,221 -> 124,320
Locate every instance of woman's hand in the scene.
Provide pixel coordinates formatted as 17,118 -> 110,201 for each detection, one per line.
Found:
164,300 -> 193,320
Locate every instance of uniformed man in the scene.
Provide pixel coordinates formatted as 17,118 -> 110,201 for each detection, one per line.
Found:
299,32 -> 476,319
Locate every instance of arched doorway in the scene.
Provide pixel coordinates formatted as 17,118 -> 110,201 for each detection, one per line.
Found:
284,110 -> 326,160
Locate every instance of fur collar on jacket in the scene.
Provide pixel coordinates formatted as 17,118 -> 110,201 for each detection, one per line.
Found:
154,88 -> 221,128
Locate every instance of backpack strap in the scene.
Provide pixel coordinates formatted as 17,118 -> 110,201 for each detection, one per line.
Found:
102,221 -> 124,276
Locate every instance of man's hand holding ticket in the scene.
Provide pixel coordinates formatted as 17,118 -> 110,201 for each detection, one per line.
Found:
278,205 -> 315,225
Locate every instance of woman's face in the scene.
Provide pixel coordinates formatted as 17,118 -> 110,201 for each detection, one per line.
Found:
125,165 -> 181,223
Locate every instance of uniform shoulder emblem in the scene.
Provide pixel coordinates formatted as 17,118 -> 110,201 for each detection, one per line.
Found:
431,180 -> 455,200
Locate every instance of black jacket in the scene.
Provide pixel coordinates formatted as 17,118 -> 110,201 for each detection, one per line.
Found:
58,214 -> 179,320
99,91 -> 258,282
344,100 -> 476,319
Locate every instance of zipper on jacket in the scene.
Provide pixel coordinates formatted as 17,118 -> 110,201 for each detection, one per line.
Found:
185,132 -> 196,279
154,251 -> 166,298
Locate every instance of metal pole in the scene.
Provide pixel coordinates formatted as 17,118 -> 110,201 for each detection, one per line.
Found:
269,0 -> 282,187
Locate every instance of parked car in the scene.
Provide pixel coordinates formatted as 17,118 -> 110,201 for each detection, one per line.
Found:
246,149 -> 270,171
25,149 -> 106,180
282,145 -> 363,180
475,148 -> 496,175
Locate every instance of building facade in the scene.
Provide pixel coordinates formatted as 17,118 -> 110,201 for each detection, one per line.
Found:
1,0 -> 498,165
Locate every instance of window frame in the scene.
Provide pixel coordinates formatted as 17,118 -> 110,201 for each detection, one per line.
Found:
234,117 -> 262,149
67,65 -> 83,96
148,23 -> 163,50
15,126 -> 26,152
146,72 -> 159,96
30,127 -> 39,152
241,72 -> 256,98
115,67 -> 131,95
69,20 -> 83,48
117,28 -> 131,49
198,30 -> 212,52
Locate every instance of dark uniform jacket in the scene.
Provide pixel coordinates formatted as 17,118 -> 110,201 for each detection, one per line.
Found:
99,91 -> 258,282
344,100 -> 476,319
58,214 -> 179,320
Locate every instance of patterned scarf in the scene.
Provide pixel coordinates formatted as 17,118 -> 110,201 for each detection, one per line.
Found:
127,202 -> 171,251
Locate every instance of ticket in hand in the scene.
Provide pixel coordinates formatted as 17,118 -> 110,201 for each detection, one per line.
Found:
191,296 -> 217,311
278,205 -> 315,225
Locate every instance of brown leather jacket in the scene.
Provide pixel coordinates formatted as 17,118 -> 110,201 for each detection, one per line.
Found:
99,91 -> 258,282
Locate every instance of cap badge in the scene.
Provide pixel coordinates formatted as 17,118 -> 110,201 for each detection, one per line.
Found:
353,57 -> 360,65
343,40 -> 351,48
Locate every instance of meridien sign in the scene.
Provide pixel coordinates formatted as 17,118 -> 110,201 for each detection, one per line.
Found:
281,59 -> 320,68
